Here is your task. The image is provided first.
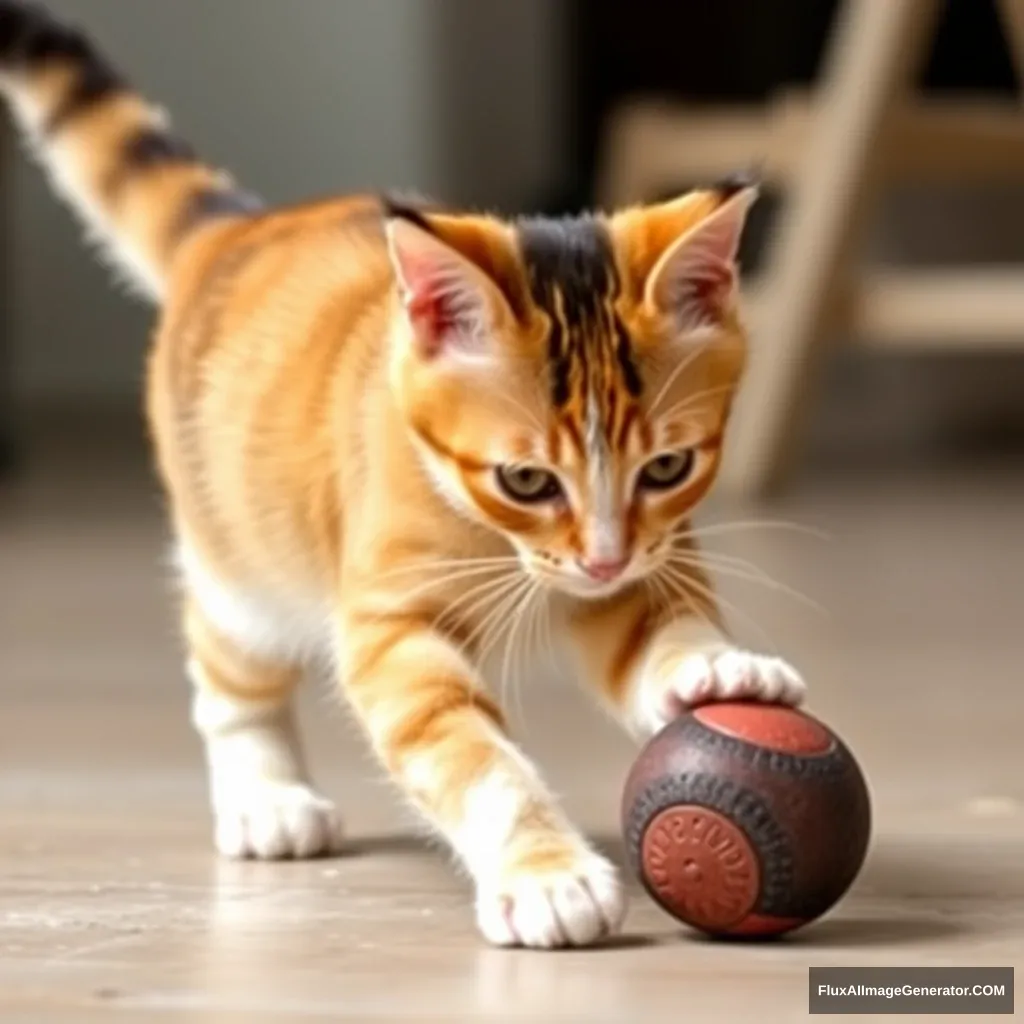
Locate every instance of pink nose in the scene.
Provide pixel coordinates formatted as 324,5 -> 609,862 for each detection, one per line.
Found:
578,557 -> 629,582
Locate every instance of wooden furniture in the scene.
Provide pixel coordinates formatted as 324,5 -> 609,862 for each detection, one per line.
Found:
599,0 -> 1024,497
0,118 -> 14,477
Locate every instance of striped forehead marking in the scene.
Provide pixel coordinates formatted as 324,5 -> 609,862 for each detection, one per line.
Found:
516,214 -> 643,418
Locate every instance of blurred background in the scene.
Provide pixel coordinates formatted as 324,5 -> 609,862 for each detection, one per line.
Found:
3,0 -> 1024,482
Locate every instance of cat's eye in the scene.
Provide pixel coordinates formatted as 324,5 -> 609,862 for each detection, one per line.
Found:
496,465 -> 562,504
638,450 -> 695,491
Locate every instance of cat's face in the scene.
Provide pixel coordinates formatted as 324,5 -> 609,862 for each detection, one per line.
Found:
385,183 -> 754,599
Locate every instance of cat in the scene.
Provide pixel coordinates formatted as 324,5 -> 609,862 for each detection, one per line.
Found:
0,1 -> 805,948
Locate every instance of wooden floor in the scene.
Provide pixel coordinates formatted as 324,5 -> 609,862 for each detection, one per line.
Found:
2,429 -> 1022,1021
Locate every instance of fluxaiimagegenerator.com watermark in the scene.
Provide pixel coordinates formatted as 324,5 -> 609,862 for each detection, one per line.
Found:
808,967 -> 1014,1014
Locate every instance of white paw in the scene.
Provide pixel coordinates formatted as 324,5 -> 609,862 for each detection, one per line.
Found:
213,783 -> 344,860
646,648 -> 806,731
475,852 -> 626,949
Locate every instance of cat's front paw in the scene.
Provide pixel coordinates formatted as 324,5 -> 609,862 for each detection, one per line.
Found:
475,849 -> 626,949
640,649 -> 806,734
213,782 -> 344,860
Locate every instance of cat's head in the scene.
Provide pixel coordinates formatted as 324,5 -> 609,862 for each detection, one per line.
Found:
384,180 -> 756,599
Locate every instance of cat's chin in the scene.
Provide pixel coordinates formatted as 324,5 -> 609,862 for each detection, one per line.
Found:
536,573 -> 636,602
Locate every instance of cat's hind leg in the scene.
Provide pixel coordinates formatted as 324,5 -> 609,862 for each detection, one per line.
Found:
180,553 -> 343,860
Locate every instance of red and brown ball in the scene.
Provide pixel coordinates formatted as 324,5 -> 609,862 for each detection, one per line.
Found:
621,702 -> 871,938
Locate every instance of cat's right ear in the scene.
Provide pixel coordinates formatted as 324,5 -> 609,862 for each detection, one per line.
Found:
385,215 -> 511,362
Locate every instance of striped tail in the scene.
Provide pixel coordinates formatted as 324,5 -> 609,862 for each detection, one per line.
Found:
0,1 -> 262,301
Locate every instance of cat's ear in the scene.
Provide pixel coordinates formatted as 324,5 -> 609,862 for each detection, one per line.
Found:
615,180 -> 758,336
385,210 -> 515,361
642,185 -> 758,334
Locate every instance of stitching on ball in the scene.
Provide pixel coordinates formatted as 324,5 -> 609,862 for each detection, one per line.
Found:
678,716 -> 852,778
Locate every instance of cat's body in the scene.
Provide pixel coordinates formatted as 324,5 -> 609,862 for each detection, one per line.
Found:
1,1 -> 806,948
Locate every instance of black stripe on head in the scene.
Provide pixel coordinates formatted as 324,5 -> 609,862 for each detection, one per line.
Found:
0,2 -> 127,133
516,214 -> 642,405
614,318 -> 643,396
517,214 -> 616,324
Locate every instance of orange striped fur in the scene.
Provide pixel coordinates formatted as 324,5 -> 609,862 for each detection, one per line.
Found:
2,2 -> 806,948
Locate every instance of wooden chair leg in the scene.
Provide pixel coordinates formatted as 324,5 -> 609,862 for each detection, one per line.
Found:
595,104 -> 651,210
719,0 -> 941,499
996,0 -> 1024,82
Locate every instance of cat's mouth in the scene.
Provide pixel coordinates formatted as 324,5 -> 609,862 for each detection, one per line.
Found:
524,561 -> 640,600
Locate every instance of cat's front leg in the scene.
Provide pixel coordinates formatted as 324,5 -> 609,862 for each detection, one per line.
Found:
338,602 -> 626,949
571,588 -> 806,739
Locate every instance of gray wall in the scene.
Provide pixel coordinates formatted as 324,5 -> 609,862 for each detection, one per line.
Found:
12,0 -> 563,403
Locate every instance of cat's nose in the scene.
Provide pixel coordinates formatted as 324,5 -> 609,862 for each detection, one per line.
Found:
578,557 -> 629,582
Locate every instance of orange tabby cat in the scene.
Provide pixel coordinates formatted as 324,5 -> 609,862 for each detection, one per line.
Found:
0,2 -> 805,948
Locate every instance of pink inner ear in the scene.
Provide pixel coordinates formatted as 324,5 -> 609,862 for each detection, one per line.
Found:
647,187 -> 756,332
405,280 -> 464,358
389,222 -> 489,359
678,258 -> 735,327
656,247 -> 737,333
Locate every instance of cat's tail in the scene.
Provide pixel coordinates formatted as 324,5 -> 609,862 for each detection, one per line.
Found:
0,1 -> 261,302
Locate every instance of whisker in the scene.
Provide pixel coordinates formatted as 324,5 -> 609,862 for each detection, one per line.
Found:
522,581 -> 546,720
357,584 -> 513,637
490,583 -> 525,721
476,577 -> 533,672
492,391 -> 544,433
652,566 -> 722,647
452,577 -> 529,716
354,563 -> 521,634
540,588 -> 559,670
455,576 -> 525,720
376,562 -> 517,604
514,584 -> 543,729
443,574 -> 526,705
659,564 -> 779,656
648,335 -> 714,416
524,580 -> 545,673
658,383 -> 737,422
370,556 -> 520,585
529,583 -> 557,676
689,547 -> 806,588
500,580 -> 538,729
433,571 -> 525,642
650,572 -> 677,618
463,571 -> 531,644
667,551 -> 826,615
641,577 -> 666,637
678,520 -> 832,542
509,583 -> 541,727
643,573 -> 662,611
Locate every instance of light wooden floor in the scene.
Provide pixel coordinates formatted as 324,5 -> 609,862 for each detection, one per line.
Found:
2,428 -> 1022,1022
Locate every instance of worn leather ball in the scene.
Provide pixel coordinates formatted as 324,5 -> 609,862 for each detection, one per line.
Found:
622,702 -> 871,937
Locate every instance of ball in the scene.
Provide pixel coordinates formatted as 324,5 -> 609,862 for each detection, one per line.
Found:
621,702 -> 870,938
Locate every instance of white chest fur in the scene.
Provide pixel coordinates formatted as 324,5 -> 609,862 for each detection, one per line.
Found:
176,542 -> 335,667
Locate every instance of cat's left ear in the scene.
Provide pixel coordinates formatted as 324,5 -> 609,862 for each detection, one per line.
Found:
635,185 -> 759,335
